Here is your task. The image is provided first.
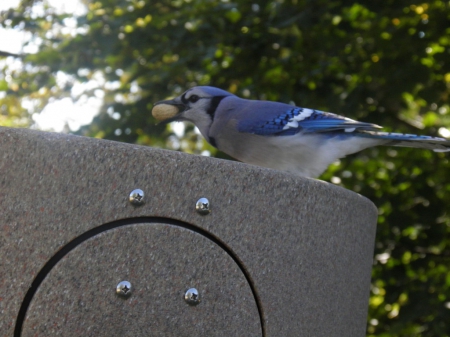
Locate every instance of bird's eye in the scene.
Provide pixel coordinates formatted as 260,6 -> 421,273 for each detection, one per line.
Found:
188,95 -> 200,103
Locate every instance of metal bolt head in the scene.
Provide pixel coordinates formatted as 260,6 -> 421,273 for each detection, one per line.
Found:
196,198 -> 210,215
129,189 -> 145,206
184,288 -> 200,305
116,281 -> 132,298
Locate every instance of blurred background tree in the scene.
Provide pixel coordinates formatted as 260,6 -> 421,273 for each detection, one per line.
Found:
1,0 -> 450,335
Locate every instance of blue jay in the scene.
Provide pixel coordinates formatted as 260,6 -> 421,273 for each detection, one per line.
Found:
152,86 -> 450,178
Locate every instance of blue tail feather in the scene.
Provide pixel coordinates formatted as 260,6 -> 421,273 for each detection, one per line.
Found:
356,131 -> 450,152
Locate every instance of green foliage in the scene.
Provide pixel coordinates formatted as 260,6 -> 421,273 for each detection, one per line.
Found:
2,0 -> 450,335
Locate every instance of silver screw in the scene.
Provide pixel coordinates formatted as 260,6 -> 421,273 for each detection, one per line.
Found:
129,189 -> 145,206
184,288 -> 200,305
116,281 -> 132,298
196,198 -> 210,215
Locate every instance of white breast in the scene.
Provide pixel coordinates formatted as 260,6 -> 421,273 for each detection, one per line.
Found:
215,129 -> 385,177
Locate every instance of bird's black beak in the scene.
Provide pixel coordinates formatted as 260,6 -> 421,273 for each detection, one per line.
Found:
152,98 -> 187,124
154,98 -> 187,111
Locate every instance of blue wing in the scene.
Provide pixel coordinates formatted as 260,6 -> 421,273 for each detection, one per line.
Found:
238,106 -> 381,136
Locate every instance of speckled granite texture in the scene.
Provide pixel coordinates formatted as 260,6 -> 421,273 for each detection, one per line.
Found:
22,224 -> 262,336
0,127 -> 378,336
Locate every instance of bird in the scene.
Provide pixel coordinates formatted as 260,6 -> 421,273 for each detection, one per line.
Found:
152,86 -> 450,178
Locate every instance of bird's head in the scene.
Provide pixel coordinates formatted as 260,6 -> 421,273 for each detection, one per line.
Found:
152,86 -> 233,138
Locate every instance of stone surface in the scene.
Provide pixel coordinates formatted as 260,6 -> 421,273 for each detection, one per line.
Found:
22,223 -> 261,336
0,126 -> 378,336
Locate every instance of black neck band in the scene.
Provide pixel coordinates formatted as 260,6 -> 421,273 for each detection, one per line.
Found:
207,96 -> 227,120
